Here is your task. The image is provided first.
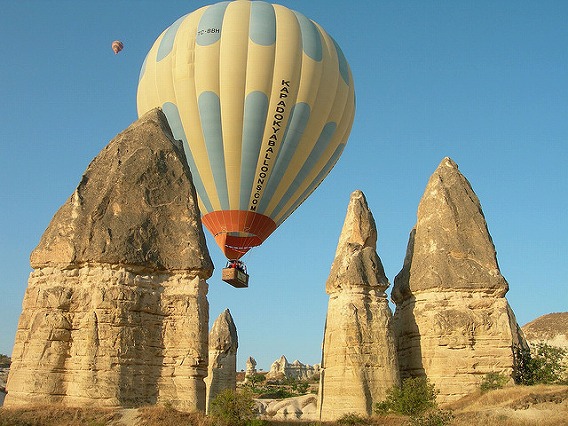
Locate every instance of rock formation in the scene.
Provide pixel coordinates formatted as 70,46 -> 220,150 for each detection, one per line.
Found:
205,309 -> 238,412
266,355 -> 320,381
257,394 -> 318,421
5,109 -> 213,411
392,157 -> 528,404
318,190 -> 400,421
522,313 -> 568,381
522,313 -> 568,350
245,356 -> 257,380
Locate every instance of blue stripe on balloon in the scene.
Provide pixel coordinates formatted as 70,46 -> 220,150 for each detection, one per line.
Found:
258,102 -> 311,213
240,91 -> 269,210
162,102 -> 214,213
250,1 -> 276,46
271,122 -> 336,218
332,37 -> 350,85
198,92 -> 229,211
196,1 -> 230,46
157,14 -> 188,62
277,141 -> 346,226
139,53 -> 148,82
293,11 -> 322,62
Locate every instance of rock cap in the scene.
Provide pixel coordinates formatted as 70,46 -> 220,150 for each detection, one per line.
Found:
392,157 -> 507,302
326,190 -> 389,293
209,309 -> 238,353
31,108 -> 213,277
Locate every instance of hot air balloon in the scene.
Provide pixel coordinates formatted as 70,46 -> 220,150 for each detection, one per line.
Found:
137,0 -> 355,283
112,40 -> 124,54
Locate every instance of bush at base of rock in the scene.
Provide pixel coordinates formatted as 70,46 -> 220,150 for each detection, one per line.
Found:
375,377 -> 438,417
480,372 -> 510,392
517,343 -> 568,385
209,389 -> 257,426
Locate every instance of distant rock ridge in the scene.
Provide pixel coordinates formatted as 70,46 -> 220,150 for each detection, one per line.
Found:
522,313 -> 568,345
318,190 -> 400,421
266,355 -> 320,381
6,109 -> 212,411
392,157 -> 527,404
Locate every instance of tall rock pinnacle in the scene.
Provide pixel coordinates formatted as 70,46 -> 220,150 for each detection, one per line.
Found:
319,190 -> 399,421
392,157 -> 527,403
205,309 -> 238,413
6,109 -> 212,411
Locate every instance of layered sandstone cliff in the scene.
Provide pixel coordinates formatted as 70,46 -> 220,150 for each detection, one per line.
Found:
319,190 -> 400,421
6,109 -> 213,411
392,157 -> 527,404
205,309 -> 238,412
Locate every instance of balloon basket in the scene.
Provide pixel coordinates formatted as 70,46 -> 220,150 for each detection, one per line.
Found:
222,267 -> 249,288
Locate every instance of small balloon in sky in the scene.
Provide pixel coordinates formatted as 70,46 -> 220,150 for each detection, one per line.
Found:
111,40 -> 124,54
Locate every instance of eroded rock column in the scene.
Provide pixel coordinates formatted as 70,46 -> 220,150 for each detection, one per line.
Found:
6,109 -> 213,411
392,157 -> 528,404
319,190 -> 400,421
205,309 -> 238,412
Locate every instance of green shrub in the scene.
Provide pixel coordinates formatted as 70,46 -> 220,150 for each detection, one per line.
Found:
480,372 -> 509,392
256,388 -> 294,399
336,412 -> 369,425
209,389 -> 256,426
515,343 -> 567,385
0,354 -> 10,368
375,377 -> 438,416
245,373 -> 266,392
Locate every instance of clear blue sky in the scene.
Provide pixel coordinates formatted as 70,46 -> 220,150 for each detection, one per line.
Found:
1,1 -> 566,371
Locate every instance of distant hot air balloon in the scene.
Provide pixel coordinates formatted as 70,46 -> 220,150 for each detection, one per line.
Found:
112,40 -> 124,54
137,0 -> 355,263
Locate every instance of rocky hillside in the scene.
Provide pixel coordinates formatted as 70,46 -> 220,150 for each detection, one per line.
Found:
522,312 -> 568,349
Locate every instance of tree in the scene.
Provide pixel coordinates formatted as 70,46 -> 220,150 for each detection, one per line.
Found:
480,372 -> 510,392
0,354 -> 10,368
516,343 -> 567,385
376,377 -> 438,416
245,373 -> 266,392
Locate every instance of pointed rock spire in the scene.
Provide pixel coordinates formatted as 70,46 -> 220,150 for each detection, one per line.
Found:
319,190 -> 399,421
392,157 -> 527,404
206,309 -> 238,412
30,108 -> 213,276
393,157 -> 507,302
326,190 -> 389,293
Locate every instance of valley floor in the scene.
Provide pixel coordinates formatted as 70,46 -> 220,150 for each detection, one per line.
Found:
0,385 -> 567,426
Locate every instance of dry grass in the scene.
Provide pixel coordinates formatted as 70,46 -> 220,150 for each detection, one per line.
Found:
445,385 -> 568,426
0,405 -> 120,426
1,385 -> 567,425
136,405 -> 210,426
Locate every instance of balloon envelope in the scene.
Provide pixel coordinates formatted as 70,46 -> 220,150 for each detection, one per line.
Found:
112,40 -> 124,54
137,1 -> 355,259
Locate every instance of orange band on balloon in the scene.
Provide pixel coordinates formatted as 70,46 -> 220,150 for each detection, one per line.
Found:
202,210 -> 277,259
